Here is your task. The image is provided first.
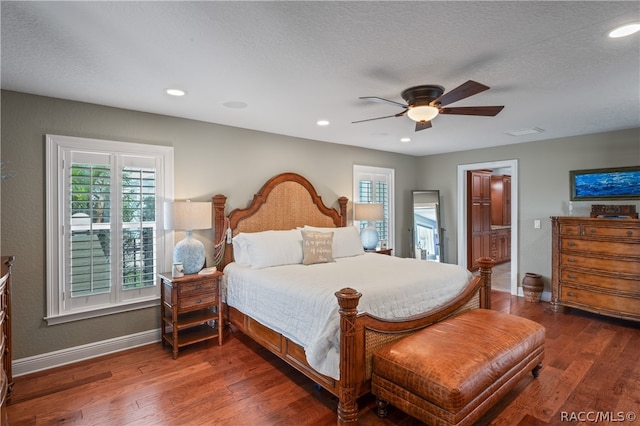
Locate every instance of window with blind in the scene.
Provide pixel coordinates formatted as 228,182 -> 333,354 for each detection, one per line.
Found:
46,135 -> 174,324
353,165 -> 395,250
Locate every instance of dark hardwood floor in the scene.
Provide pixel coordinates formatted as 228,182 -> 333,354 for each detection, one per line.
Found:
7,292 -> 640,425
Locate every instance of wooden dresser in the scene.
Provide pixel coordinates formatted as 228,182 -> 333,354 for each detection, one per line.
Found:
0,256 -> 14,426
551,216 -> 639,322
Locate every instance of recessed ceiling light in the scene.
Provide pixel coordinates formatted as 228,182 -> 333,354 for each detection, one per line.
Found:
165,88 -> 186,97
223,101 -> 248,109
316,120 -> 330,126
400,137 -> 411,143
608,23 -> 640,38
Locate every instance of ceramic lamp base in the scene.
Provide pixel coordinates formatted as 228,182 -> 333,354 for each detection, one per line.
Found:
173,232 -> 205,274
360,227 -> 379,250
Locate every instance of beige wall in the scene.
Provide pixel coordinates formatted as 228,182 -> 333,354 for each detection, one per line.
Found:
0,90 -> 418,359
2,89 -> 639,362
417,128 -> 640,292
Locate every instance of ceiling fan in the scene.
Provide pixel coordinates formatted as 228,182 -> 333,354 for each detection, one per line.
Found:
353,80 -> 504,131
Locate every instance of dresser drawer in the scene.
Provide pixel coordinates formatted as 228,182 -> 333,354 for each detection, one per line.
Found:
561,286 -> 640,316
559,224 -> 581,236
561,269 -> 638,293
561,238 -> 639,256
560,253 -> 640,275
583,225 -> 639,239
178,293 -> 217,312
178,279 -> 217,296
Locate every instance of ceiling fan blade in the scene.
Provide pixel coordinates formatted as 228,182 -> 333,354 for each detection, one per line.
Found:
434,80 -> 490,107
352,110 -> 408,124
415,120 -> 432,131
359,96 -> 408,108
439,106 -> 504,116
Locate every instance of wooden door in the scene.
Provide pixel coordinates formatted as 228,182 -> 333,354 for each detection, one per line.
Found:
467,170 -> 492,270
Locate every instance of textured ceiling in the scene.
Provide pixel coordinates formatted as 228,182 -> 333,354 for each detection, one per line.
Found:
2,1 -> 639,156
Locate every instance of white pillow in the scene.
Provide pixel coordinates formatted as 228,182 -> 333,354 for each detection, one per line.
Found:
231,234 -> 251,266
234,229 -> 303,269
303,226 -> 365,258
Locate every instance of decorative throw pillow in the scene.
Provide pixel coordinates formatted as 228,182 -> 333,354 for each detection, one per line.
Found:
303,226 -> 365,258
301,230 -> 334,265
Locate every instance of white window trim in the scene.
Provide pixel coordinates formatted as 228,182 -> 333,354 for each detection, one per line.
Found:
352,165 -> 395,250
45,134 -> 174,325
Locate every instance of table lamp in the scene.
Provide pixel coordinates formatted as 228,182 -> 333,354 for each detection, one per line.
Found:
164,200 -> 212,274
354,203 -> 384,250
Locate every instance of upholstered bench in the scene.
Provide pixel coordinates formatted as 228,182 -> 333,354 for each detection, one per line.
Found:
372,309 -> 545,426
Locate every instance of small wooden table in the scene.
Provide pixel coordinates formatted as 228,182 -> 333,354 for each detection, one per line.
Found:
159,270 -> 224,359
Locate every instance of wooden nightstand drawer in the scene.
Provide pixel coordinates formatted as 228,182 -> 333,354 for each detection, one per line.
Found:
178,279 -> 217,296
179,293 -> 217,312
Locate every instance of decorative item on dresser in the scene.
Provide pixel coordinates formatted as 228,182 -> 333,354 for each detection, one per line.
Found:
551,216 -> 640,322
159,270 -> 224,359
0,256 -> 14,426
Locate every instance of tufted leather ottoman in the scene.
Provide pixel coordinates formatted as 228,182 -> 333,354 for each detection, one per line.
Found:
372,309 -> 545,426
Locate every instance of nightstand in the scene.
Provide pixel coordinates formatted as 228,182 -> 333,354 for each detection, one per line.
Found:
367,248 -> 393,255
159,270 -> 223,359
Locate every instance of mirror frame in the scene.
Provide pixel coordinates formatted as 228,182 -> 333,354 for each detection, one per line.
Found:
411,190 -> 443,262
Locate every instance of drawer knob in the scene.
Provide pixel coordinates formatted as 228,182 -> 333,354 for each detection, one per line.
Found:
568,274 -> 575,278
568,241 -> 576,246
590,229 -> 596,233
627,231 -> 633,236
568,292 -> 575,297
568,258 -> 575,263
195,285 -> 201,290
196,299 -> 201,304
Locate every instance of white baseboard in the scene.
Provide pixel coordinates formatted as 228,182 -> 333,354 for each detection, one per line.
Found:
12,328 -> 162,377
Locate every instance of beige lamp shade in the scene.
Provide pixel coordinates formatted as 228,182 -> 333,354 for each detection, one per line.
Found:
354,203 -> 384,222
164,201 -> 212,231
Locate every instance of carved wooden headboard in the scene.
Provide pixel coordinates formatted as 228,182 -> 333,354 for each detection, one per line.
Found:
213,172 -> 348,268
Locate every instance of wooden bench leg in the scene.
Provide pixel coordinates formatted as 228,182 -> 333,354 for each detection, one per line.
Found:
375,397 -> 389,418
532,363 -> 543,378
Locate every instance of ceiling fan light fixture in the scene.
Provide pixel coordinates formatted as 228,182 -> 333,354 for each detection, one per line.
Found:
407,105 -> 439,122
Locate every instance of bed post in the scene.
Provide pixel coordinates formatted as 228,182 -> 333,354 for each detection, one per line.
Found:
477,257 -> 494,309
338,196 -> 348,227
335,287 -> 362,425
212,194 -> 229,267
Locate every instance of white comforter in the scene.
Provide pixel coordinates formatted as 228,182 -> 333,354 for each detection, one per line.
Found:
223,253 -> 472,379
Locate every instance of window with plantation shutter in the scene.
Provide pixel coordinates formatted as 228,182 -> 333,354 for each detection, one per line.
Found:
353,165 -> 394,250
46,135 -> 174,324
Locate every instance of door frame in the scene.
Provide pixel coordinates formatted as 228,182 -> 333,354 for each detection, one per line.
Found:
457,159 -> 519,295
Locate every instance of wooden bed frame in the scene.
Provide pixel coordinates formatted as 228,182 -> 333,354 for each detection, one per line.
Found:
212,172 -> 494,425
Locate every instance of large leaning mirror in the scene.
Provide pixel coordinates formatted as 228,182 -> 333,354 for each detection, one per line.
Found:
412,190 -> 443,262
